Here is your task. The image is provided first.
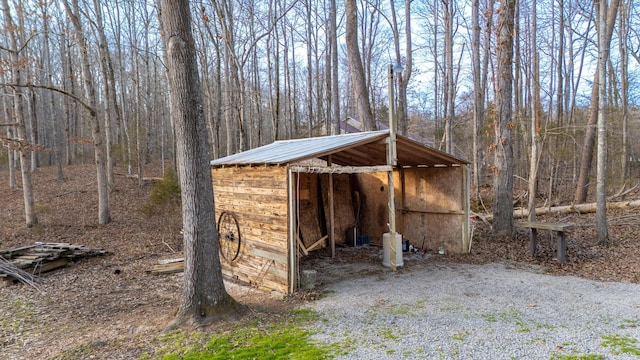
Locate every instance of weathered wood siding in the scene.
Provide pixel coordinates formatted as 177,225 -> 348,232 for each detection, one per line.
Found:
401,167 -> 467,253
211,166 -> 289,294
296,173 -> 324,248
355,167 -> 468,253
320,174 -> 356,245
354,171 -> 401,245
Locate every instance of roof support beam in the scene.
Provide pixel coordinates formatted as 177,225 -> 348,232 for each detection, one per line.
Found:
289,165 -> 392,174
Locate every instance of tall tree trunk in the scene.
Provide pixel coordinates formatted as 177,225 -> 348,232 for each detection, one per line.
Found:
40,0 -> 64,180
2,83 -> 17,189
528,0 -> 541,222
329,0 -> 342,134
400,0 -> 412,137
93,0 -> 115,188
345,0 -> 374,130
2,0 -> 37,227
574,0 -> 620,203
59,29 -> 73,166
389,0 -> 412,137
63,0 -> 111,224
513,0 -> 523,178
618,0 -> 630,179
492,0 -> 516,237
444,0 -> 454,154
471,0 -> 483,195
305,0 -> 313,136
158,0 -> 243,327
432,0 -> 440,146
596,0 -> 609,243
26,89 -> 38,173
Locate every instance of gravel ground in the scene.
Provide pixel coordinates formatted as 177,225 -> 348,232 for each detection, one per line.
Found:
303,250 -> 640,359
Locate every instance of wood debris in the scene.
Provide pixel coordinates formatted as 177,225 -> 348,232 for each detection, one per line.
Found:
0,242 -> 108,285
147,258 -> 184,275
0,256 -> 43,290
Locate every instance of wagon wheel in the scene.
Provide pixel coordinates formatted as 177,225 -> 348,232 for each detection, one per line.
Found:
217,211 -> 241,262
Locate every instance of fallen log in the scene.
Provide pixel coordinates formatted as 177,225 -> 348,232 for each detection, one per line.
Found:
124,174 -> 163,182
482,199 -> 640,221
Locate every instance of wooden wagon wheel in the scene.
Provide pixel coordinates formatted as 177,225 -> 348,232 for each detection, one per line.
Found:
217,211 -> 241,262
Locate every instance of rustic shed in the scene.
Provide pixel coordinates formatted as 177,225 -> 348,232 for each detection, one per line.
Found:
210,131 -> 470,294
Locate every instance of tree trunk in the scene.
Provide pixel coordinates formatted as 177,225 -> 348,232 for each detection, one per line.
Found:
93,0 -> 116,188
574,0 -> 620,203
471,0 -> 482,195
444,0 -> 454,154
330,0 -> 340,135
2,0 -> 37,227
26,89 -> 38,173
159,0 -> 244,327
492,0 -> 516,237
63,0 -> 111,224
527,0 -> 540,223
345,0 -> 374,130
399,0 -> 412,137
305,0 -> 314,136
389,0 -> 412,137
595,0 -> 609,243
40,0 -> 64,180
2,92 -> 17,189
618,0 -> 630,179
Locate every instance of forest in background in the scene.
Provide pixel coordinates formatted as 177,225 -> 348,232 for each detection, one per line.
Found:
1,0 -> 639,225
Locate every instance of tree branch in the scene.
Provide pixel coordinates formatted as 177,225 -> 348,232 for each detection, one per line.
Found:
0,83 -> 95,116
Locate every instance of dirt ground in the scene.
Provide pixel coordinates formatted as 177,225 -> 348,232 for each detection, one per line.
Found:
1,163 -> 639,359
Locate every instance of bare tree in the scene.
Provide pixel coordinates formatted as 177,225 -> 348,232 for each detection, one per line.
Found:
389,0 -> 412,137
574,0 -> 620,203
345,0 -> 375,130
39,0 -> 64,181
2,0 -> 37,227
63,0 -> 111,224
443,0 -> 455,154
618,0 -> 630,180
158,0 -> 244,327
471,0 -> 482,194
595,0 -> 609,243
330,0 -> 340,135
527,0 -> 541,222
92,0 -> 118,188
1,88 -> 18,188
492,0 -> 516,237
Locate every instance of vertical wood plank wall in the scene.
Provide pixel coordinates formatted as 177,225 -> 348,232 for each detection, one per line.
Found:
211,166 -> 289,294
400,166 -> 467,253
355,167 -> 468,253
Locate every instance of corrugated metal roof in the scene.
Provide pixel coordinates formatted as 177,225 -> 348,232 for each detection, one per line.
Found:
210,130 -> 468,168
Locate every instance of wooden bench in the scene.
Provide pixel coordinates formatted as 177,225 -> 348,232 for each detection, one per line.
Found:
517,222 -> 574,262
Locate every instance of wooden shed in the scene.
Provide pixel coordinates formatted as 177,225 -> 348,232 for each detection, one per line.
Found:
210,131 -> 470,295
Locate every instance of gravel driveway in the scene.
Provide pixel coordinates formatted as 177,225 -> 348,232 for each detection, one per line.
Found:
303,249 -> 640,359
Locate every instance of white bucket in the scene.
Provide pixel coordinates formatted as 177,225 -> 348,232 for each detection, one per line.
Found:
382,232 -> 403,268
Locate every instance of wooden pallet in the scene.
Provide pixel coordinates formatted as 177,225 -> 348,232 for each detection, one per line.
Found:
0,242 -> 108,284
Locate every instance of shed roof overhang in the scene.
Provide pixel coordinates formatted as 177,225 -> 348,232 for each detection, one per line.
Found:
210,130 -> 468,168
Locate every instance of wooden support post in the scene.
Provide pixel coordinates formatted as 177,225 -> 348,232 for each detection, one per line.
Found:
557,231 -> 567,263
328,156 -> 335,258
